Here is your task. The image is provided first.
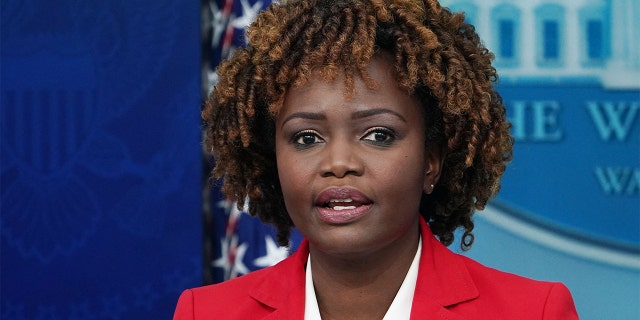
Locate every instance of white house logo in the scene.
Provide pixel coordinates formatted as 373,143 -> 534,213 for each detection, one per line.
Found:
442,0 -> 639,89
441,0 -> 640,269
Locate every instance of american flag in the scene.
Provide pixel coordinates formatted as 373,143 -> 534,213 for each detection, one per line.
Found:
205,0 -> 266,93
204,0 -> 303,284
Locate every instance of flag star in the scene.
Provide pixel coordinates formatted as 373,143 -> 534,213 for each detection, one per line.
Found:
209,1 -> 228,49
254,236 -> 289,268
216,199 -> 232,211
213,235 -> 251,279
229,201 -> 248,220
232,0 -> 264,30
212,237 -> 232,276
230,241 -> 250,277
206,70 -> 219,94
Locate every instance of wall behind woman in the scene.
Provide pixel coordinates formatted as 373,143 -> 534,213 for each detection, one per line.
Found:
1,0 -> 202,318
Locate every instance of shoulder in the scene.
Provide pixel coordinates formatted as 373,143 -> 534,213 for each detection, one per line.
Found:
461,254 -> 552,293
456,254 -> 579,319
195,266 -> 274,300
419,220 -> 578,319
172,266 -> 278,320
172,242 -> 309,320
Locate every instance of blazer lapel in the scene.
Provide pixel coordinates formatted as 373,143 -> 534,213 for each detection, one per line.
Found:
411,218 -> 479,319
249,240 -> 310,319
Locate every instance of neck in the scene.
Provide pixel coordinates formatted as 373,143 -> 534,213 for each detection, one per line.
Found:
308,223 -> 420,320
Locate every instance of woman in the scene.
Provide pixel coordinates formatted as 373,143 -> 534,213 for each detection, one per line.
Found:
175,0 -> 579,318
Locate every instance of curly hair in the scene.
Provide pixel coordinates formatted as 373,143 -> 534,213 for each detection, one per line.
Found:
203,0 -> 513,250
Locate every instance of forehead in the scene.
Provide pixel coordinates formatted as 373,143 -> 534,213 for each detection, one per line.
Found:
276,54 -> 425,129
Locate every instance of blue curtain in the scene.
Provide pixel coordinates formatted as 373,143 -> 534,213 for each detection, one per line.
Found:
1,0 -> 202,318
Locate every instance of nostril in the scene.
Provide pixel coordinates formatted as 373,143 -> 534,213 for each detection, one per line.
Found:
318,142 -> 364,177
321,167 -> 361,178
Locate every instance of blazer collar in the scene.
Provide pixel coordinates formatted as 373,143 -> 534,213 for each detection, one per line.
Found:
249,238 -> 309,319
249,217 -> 479,319
414,217 -> 479,305
410,217 -> 479,318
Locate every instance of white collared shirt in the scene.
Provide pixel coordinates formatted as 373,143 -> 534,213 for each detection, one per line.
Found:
304,238 -> 422,320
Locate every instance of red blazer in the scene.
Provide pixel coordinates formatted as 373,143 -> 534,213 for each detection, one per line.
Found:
174,218 -> 579,319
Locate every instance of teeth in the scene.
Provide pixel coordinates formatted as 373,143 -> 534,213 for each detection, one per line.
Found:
324,199 -> 358,210
329,198 -> 353,203
327,198 -> 356,211
332,206 -> 357,211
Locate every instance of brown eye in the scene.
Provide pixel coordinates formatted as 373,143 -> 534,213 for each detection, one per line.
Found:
362,127 -> 395,146
298,134 -> 317,144
292,130 -> 323,147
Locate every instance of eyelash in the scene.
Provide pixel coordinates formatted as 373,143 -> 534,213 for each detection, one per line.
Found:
361,127 -> 396,146
291,130 -> 323,148
290,127 -> 397,149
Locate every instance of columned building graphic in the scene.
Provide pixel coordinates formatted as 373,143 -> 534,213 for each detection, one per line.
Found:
441,0 -> 639,88
438,2 -> 640,319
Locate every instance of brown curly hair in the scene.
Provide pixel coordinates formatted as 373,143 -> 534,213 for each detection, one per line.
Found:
203,0 -> 513,250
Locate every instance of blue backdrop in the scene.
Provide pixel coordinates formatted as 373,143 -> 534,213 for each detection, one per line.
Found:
2,0 -> 639,319
1,0 -> 202,319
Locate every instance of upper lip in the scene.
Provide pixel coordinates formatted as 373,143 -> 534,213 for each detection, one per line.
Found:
315,187 -> 372,207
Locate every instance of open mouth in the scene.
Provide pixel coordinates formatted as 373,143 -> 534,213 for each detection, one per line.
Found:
325,198 -> 358,211
315,188 -> 373,224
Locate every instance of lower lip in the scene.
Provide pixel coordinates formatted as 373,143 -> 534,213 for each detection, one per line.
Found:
316,204 -> 372,224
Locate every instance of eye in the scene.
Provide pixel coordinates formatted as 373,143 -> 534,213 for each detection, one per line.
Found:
361,127 -> 396,145
292,130 -> 323,147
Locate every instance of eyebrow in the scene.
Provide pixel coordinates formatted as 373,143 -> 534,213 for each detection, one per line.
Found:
280,112 -> 327,129
351,108 -> 407,123
280,107 -> 407,129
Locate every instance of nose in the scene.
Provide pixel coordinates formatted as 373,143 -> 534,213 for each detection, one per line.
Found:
319,138 -> 364,178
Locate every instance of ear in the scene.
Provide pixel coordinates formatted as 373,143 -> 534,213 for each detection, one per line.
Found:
423,146 -> 444,195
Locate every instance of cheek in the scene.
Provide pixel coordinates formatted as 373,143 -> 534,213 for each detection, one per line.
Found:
276,149 -> 311,205
375,151 -> 427,200
276,154 -> 316,230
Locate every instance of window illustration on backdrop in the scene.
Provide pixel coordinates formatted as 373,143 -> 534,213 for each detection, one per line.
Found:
535,4 -> 565,67
492,4 -> 520,68
579,5 -> 609,67
440,0 -> 637,89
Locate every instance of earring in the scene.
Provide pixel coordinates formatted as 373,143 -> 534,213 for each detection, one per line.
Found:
425,183 -> 435,194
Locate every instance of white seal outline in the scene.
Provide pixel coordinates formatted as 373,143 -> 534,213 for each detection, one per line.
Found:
482,203 -> 640,270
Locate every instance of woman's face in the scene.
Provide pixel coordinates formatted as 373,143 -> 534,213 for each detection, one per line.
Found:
275,55 -> 441,257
